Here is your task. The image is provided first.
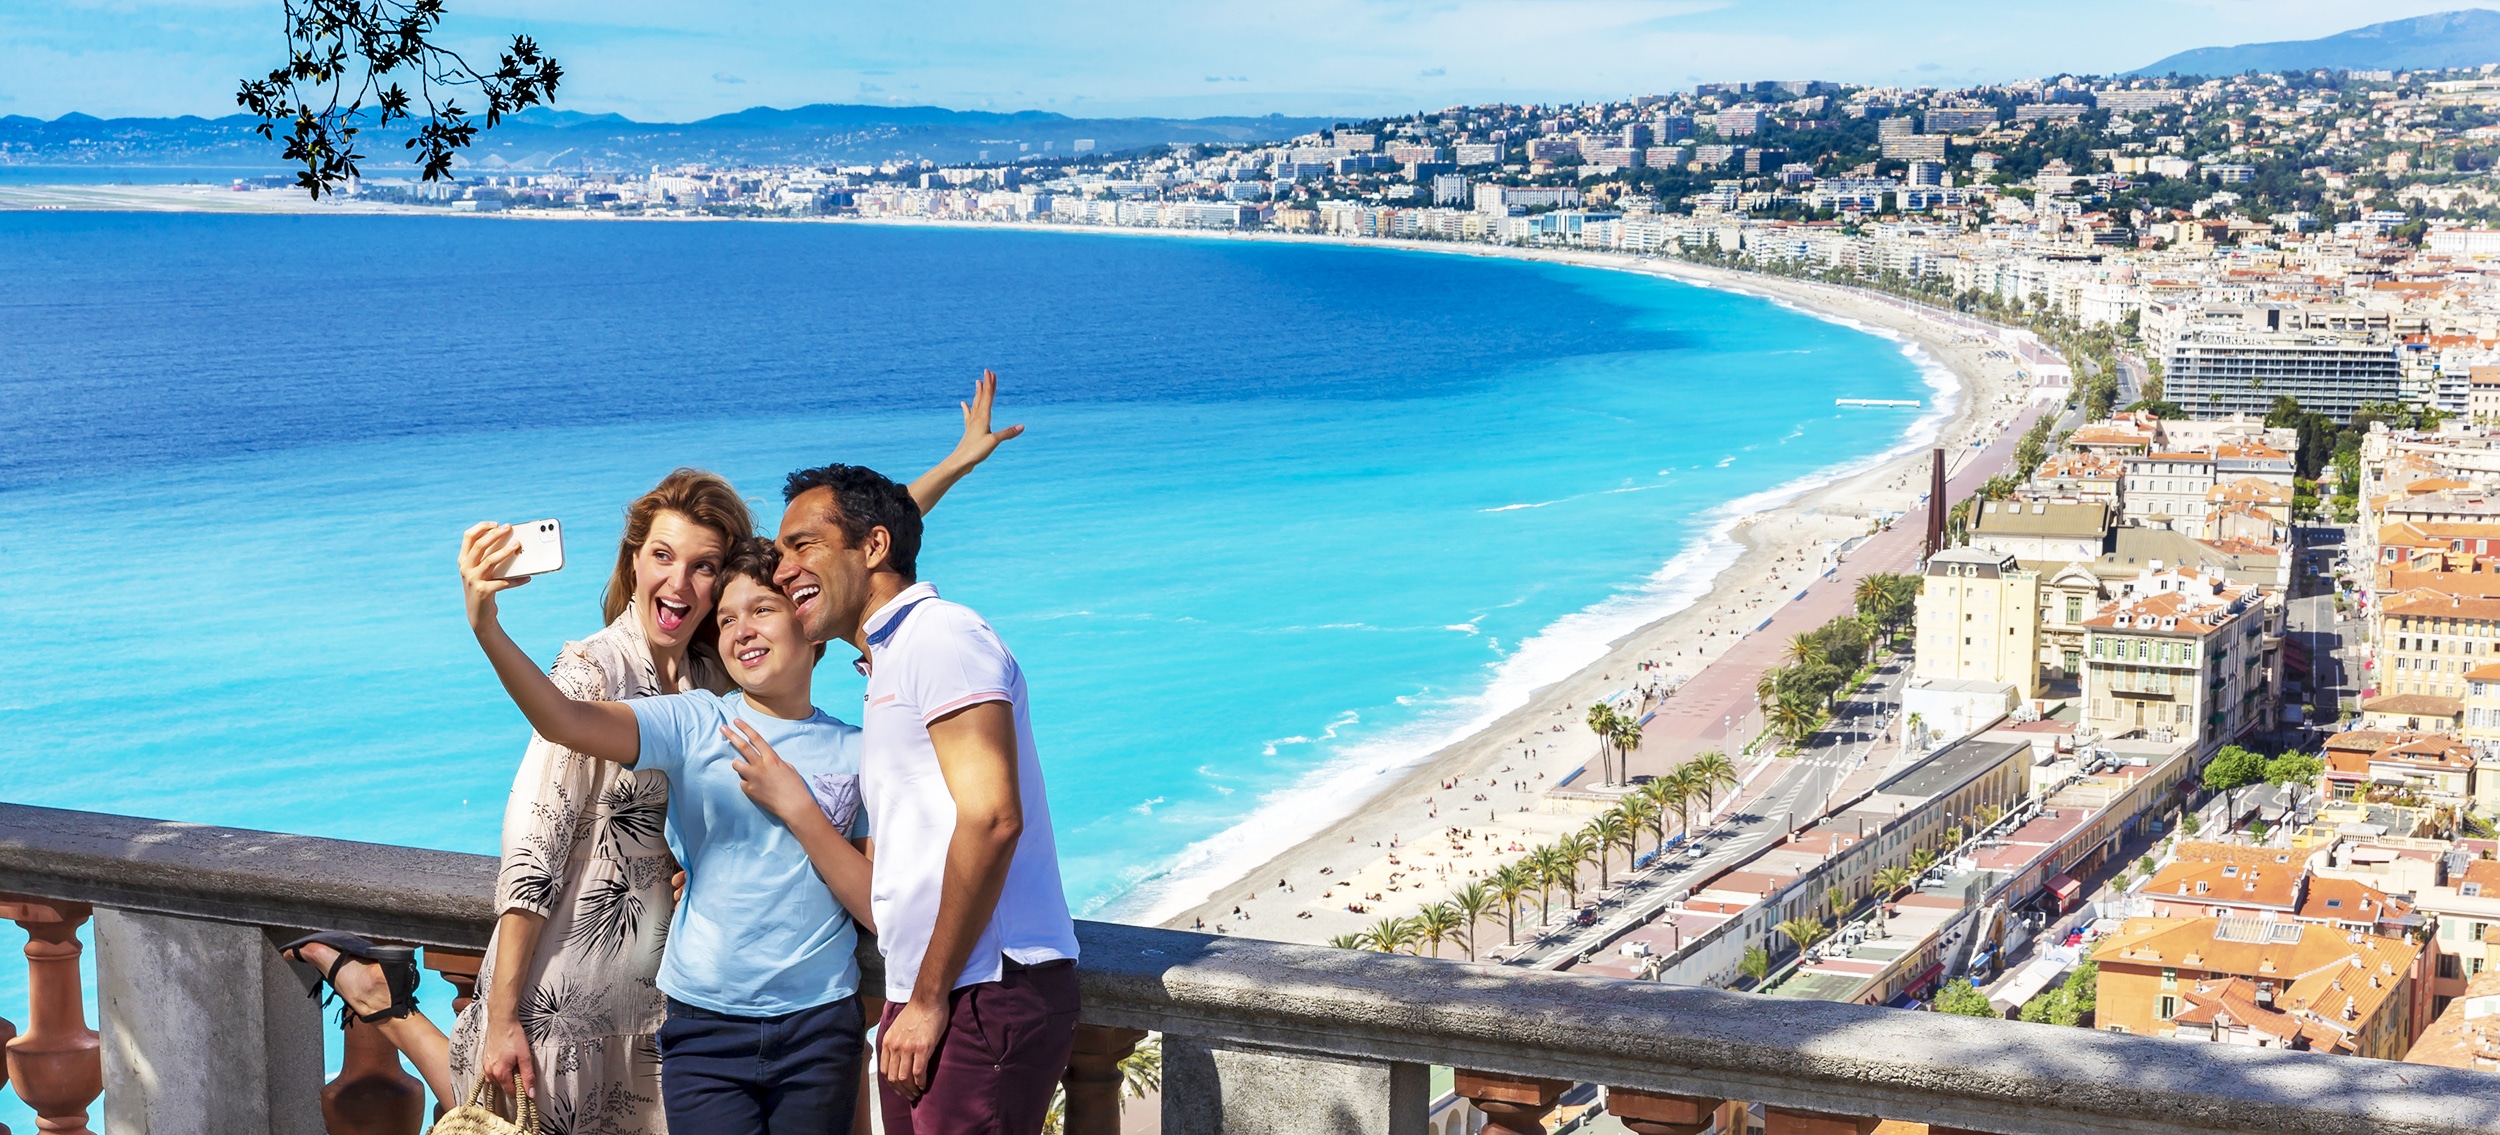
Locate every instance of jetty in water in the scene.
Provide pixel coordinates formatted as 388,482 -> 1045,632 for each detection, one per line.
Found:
1834,398 -> 1922,408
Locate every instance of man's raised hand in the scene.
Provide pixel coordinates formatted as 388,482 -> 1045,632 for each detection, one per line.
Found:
950,370 -> 1025,470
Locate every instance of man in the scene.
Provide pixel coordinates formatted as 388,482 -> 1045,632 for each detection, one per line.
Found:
775,462 -> 1081,1135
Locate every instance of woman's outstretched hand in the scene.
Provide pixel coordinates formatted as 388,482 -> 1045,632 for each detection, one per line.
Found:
948,370 -> 1024,470
459,522 -> 529,629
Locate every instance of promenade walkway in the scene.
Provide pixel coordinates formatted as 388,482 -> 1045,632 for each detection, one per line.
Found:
1618,394 -> 2054,783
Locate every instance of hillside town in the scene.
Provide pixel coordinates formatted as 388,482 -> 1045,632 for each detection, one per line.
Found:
213,53 -> 2500,1098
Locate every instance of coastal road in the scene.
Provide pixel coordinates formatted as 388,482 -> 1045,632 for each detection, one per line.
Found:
1624,391 -> 2054,777
1507,662 -> 1909,968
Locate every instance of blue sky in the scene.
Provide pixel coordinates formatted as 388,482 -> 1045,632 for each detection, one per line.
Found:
0,1 -> 2482,122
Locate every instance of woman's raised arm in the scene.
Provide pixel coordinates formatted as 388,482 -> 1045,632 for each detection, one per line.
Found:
460,522 -> 642,763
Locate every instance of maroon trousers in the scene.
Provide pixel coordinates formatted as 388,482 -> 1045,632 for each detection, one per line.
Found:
878,960 -> 1081,1135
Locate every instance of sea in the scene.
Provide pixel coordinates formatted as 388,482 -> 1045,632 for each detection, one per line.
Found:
0,209 -> 1942,1115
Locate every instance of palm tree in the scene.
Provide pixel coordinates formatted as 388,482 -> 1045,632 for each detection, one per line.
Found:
1585,702 -> 1622,783
1909,847 -> 1939,876
1977,803 -> 2004,830
1784,631 -> 1823,667
1492,865 -> 1532,945
1449,881 -> 1493,961
1689,750 -> 1740,811
1586,811 -> 1634,890
1534,844 -> 1577,914
1327,933 -> 1365,950
1554,834 -> 1596,906
1826,884 -> 1849,919
1756,667 -> 1785,703
1872,865 -> 1914,899
1775,916 -> 1832,954
1766,697 -> 1821,746
1415,902 -> 1463,958
1363,915 -> 1419,954
1617,793 -> 1661,864
1611,715 -> 1647,781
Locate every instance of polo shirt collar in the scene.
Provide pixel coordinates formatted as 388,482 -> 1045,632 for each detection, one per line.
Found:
862,582 -> 940,651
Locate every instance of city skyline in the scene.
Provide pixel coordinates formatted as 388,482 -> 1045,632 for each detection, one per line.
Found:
0,0 -> 2487,124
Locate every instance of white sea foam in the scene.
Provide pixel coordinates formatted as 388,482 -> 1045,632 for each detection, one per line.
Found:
1099,265 -> 1968,926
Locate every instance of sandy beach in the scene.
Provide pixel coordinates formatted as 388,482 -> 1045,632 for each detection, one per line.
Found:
1137,242 -> 2046,950
1,184 -> 2047,953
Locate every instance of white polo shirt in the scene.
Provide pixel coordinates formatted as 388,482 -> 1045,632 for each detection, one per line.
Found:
859,581 -> 1078,1002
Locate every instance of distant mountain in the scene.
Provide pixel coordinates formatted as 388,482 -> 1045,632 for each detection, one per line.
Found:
0,103 -> 1342,174
2130,9 -> 2500,77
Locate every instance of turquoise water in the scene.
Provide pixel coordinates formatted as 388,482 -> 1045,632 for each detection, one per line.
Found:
0,215 -> 1938,1118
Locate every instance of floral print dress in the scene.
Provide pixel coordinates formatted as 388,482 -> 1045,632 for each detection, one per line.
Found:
448,605 -> 725,1135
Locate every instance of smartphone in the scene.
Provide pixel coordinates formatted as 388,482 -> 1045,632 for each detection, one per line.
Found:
494,519 -> 566,579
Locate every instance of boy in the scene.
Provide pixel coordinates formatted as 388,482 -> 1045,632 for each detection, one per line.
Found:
460,525 -> 877,1134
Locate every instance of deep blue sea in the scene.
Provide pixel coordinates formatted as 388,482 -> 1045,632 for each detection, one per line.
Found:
0,212 -> 1939,1118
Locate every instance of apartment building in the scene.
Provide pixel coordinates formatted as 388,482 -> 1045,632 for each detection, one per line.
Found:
2419,859 -> 2500,1014
2376,591 -> 2500,701
2039,563 -> 2109,681
2123,452 -> 2219,536
2091,917 -> 2421,1058
1914,547 -> 2042,699
2165,330 -> 2403,421
1967,500 -> 2111,564
2080,567 -> 2269,754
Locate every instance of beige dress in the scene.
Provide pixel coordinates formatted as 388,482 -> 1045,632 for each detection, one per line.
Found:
448,605 -> 728,1135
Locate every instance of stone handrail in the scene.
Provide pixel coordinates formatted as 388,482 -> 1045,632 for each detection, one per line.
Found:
4,801 -> 2500,1135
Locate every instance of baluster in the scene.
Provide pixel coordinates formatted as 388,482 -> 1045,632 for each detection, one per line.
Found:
0,1010 -> 13,1135
421,948 -> 484,1016
322,1015 -> 423,1135
1453,1070 -> 1568,1135
0,898 -> 99,1135
1061,1024 -> 1146,1135
1761,1106 -> 1878,1135
1607,1087 -> 1725,1135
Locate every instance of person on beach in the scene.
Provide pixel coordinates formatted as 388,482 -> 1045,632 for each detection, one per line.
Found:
286,378 -> 1022,1134
771,463 -> 1080,1135
457,530 -> 880,1133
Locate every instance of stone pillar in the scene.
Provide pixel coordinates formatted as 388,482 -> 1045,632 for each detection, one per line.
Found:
322,1017 -> 424,1135
92,912 -> 322,1135
1452,1070 -> 1567,1135
1061,1025 -> 1146,1135
1162,1036 -> 1427,1135
1608,1087 -> 1725,1135
2,898 -> 100,1135
1762,1106 -> 1878,1135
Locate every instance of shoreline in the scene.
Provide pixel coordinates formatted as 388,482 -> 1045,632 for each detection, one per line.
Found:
1,184 -> 2044,945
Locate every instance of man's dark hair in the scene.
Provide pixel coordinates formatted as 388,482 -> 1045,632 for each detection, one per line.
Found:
783,464 -> 922,580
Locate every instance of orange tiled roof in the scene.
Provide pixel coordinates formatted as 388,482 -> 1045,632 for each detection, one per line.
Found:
2147,843 -> 2302,910
2209,477 -> 2293,506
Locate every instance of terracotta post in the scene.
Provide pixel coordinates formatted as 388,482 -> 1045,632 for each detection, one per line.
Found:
1608,1087 -> 1725,1135
1762,1106 -> 1879,1135
421,948 -> 484,1016
1061,1025 -> 1147,1135
1,898 -> 100,1135
322,1015 -> 424,1135
1453,1070 -> 1569,1135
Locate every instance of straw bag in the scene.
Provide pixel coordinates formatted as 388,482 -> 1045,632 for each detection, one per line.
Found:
429,1081 -> 539,1135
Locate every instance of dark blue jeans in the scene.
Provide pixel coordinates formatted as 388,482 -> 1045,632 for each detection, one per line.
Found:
659,994 -> 865,1135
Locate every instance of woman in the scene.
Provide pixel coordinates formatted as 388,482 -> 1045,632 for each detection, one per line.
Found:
287,375 -> 1022,1133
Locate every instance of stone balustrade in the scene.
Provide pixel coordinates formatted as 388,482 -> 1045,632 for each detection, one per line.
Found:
5,799 -> 2500,1135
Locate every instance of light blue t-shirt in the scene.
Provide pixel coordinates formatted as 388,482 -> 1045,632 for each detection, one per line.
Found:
628,689 -> 869,1016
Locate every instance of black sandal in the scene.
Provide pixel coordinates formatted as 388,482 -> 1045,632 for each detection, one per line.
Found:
278,931 -> 422,1027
